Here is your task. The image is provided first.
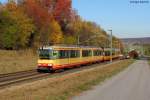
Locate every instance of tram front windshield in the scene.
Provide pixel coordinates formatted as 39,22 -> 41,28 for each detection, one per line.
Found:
39,49 -> 52,59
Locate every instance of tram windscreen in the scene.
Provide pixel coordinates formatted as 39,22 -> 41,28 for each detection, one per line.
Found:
39,49 -> 52,59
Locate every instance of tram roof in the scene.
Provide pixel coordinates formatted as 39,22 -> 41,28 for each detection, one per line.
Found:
104,48 -> 120,51
39,45 -> 103,50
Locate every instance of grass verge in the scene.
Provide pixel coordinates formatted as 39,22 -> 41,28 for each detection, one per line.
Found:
0,50 -> 37,74
0,59 -> 134,100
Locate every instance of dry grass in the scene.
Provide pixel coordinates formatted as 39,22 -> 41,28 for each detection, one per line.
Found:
0,50 -> 37,74
0,59 -> 134,100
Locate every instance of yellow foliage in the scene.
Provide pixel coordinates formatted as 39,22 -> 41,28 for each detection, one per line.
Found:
49,20 -> 64,44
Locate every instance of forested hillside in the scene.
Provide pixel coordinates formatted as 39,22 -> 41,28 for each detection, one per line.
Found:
122,37 -> 150,56
0,0 -> 122,50
122,37 -> 150,45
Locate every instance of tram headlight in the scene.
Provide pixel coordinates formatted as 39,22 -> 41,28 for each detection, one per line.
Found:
48,63 -> 53,66
38,63 -> 42,66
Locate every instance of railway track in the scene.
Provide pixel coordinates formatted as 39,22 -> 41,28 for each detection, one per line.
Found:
0,69 -> 37,78
0,60 -> 120,89
0,70 -> 51,89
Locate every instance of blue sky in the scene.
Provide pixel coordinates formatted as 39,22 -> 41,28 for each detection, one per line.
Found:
0,0 -> 6,3
72,0 -> 150,38
1,0 -> 150,38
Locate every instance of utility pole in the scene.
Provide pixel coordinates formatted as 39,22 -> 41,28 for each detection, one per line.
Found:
77,35 -> 80,46
119,42 -> 121,54
108,30 -> 113,63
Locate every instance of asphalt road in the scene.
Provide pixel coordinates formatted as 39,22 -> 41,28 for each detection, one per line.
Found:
72,60 -> 150,100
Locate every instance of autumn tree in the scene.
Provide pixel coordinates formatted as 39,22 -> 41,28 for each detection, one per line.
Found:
54,0 -> 72,33
48,19 -> 64,44
23,0 -> 64,47
0,2 -> 34,49
39,0 -> 73,34
69,17 -> 109,46
129,50 -> 139,59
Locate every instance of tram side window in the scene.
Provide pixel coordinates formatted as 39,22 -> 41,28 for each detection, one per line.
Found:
59,50 -> 69,59
112,51 -> 115,55
105,51 -> 110,56
94,50 -> 102,56
70,50 -> 80,58
94,50 -> 98,56
82,50 -> 92,57
100,50 -> 103,56
53,50 -> 59,59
